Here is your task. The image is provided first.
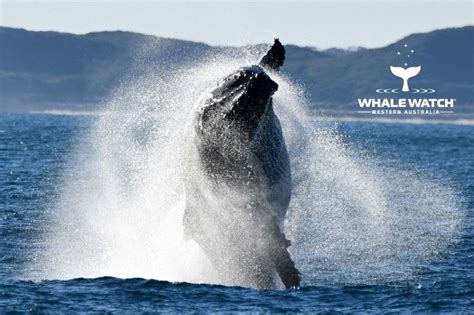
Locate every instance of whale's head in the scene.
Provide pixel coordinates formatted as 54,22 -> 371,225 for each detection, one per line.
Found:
198,65 -> 279,137
195,39 -> 285,139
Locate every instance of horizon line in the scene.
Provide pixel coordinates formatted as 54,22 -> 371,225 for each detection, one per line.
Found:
1,24 -> 473,50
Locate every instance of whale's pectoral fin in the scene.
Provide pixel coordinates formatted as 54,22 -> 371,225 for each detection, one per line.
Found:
259,38 -> 285,72
266,223 -> 300,288
274,237 -> 301,289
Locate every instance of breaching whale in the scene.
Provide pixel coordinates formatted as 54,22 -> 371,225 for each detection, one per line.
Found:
183,39 -> 300,289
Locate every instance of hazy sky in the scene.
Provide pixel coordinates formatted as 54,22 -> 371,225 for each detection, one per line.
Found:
1,0 -> 472,48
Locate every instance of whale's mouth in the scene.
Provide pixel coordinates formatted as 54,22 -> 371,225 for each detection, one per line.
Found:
211,65 -> 278,104
197,65 -> 279,137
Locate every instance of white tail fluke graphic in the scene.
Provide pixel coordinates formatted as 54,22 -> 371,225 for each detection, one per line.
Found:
390,66 -> 421,92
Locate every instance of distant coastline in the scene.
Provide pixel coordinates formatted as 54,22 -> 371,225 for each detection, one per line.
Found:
1,26 -> 473,115
16,109 -> 474,126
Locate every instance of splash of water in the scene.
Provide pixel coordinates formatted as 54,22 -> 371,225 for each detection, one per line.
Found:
36,43 -> 463,287
275,80 -> 463,284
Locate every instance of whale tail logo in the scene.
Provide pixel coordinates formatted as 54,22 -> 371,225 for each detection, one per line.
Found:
390,66 -> 421,92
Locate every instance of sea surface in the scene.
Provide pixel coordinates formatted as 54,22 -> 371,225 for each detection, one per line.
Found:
0,112 -> 473,313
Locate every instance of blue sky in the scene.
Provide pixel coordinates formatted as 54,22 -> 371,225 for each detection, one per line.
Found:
1,0 -> 472,48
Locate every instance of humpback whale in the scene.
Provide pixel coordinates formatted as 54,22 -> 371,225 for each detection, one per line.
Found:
184,39 -> 300,289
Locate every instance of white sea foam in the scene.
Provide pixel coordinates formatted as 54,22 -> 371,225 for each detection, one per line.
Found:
35,44 -> 464,287
321,115 -> 474,126
28,109 -> 104,116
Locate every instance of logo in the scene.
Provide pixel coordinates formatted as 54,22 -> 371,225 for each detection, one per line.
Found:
389,66 -> 420,92
357,43 -> 455,115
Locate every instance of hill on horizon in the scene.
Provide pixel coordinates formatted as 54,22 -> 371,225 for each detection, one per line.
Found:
0,26 -> 473,116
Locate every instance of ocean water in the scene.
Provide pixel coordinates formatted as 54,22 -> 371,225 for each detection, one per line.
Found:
0,112 -> 472,312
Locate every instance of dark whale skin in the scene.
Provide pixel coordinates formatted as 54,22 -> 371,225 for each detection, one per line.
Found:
183,41 -> 300,289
